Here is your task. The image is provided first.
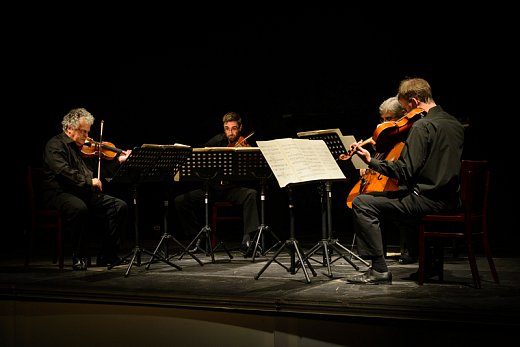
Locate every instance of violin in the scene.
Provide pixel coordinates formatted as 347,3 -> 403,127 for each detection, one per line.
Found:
230,131 -> 255,147
81,137 -> 123,160
340,108 -> 425,160
370,107 -> 425,153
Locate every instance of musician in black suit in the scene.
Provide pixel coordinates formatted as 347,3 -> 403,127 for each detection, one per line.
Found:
174,111 -> 260,256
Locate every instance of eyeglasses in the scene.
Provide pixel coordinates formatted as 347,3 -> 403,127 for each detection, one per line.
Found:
76,128 -> 89,135
224,126 -> 239,132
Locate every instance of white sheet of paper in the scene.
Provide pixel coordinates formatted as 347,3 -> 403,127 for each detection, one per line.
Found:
341,135 -> 369,170
257,138 -> 346,188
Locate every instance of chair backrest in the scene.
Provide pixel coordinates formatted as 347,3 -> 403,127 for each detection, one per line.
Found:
25,166 -> 64,269
27,166 -> 47,213
460,160 -> 490,220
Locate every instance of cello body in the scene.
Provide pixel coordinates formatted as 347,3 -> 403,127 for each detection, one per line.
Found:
346,142 -> 404,208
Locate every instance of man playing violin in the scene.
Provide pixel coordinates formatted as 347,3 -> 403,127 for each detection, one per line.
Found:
174,111 -> 260,256
42,108 -> 129,270
82,137 -> 132,184
345,77 -> 464,284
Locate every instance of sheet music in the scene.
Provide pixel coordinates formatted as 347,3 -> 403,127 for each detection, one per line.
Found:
297,128 -> 368,170
257,138 -> 346,188
340,135 -> 369,170
201,146 -> 260,152
142,143 -> 191,148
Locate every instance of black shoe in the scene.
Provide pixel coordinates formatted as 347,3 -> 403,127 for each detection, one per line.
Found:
408,268 -> 442,281
398,254 -> 417,264
409,255 -> 444,281
72,257 -> 87,271
96,255 -> 122,267
409,261 -> 444,281
346,269 -> 392,285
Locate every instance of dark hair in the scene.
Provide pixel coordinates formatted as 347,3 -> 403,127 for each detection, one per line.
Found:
222,111 -> 242,125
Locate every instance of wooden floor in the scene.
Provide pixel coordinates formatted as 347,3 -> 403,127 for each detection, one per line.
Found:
1,234 -> 519,346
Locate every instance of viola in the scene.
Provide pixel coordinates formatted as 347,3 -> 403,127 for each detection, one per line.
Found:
369,108 -> 425,153
81,137 -> 123,160
344,108 -> 425,208
340,108 -> 425,160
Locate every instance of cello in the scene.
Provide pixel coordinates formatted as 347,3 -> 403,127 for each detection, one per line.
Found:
345,108 -> 425,208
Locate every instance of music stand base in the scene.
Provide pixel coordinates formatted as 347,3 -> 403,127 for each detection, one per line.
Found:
301,238 -> 370,277
180,226 -> 232,264
250,224 -> 281,262
146,232 -> 202,269
109,245 -> 181,277
254,239 -> 316,283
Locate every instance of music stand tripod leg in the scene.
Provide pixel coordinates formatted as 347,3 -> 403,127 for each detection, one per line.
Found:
254,186 -> 315,283
298,239 -> 333,277
109,184 -> 182,276
249,177 -> 281,261
146,232 -> 169,270
178,226 -> 207,265
296,182 -> 335,276
322,181 -> 370,269
212,239 -> 234,260
148,195 -> 202,268
330,241 -> 369,268
250,225 -> 267,262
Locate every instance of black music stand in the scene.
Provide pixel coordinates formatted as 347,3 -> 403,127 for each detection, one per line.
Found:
108,144 -> 192,277
146,179 -> 204,269
177,148 -> 238,264
298,180 -> 370,277
234,148 -> 281,261
296,129 -> 370,275
254,184 -> 317,283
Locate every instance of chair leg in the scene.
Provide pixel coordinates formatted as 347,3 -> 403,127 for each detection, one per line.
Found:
482,233 -> 499,284
465,231 -> 481,289
418,228 -> 426,285
24,226 -> 35,268
57,223 -> 64,270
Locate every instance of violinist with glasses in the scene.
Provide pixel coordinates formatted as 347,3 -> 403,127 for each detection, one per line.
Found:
174,111 -> 260,257
42,108 -> 129,270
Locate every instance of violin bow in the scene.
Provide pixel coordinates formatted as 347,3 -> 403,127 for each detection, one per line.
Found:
235,131 -> 255,147
97,120 -> 104,179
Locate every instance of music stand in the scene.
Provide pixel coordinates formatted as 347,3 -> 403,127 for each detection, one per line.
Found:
234,148 -> 281,261
254,184 -> 317,283
296,130 -> 370,276
146,179 -> 204,269
108,144 -> 192,277
177,148 -> 240,264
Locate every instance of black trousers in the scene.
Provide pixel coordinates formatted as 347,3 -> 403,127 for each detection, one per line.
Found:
45,191 -> 128,258
351,190 -> 451,260
174,185 -> 259,242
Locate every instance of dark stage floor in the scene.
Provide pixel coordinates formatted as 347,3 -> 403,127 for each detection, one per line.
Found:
1,235 -> 519,346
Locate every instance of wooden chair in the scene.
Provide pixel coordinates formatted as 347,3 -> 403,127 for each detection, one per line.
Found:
211,201 -> 242,248
417,160 -> 499,288
25,166 -> 64,269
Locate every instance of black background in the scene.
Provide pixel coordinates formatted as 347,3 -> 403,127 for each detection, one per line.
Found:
6,6 -> 516,252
